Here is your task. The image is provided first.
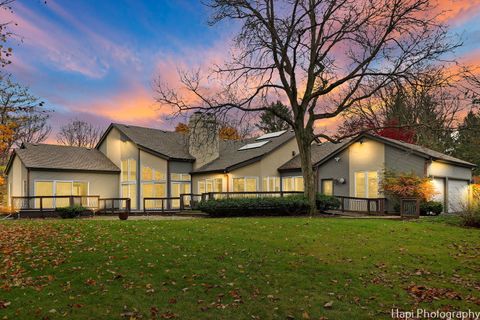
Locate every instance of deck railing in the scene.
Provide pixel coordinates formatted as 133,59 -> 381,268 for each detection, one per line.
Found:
11,195 -> 100,212
143,194 -> 202,213
97,198 -> 131,214
335,196 -> 386,214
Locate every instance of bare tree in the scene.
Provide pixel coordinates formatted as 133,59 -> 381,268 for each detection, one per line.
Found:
0,0 -> 16,68
156,0 -> 459,213
56,120 -> 101,148
0,74 -> 51,162
339,67 -> 464,152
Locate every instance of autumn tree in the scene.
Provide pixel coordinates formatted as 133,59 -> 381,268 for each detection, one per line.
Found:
156,0 -> 458,213
0,74 -> 51,162
256,101 -> 291,133
340,69 -> 461,152
175,121 -> 242,140
56,120 -> 100,148
174,122 -> 189,134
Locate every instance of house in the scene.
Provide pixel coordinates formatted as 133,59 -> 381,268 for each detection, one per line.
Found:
5,113 -> 476,213
279,133 -> 476,213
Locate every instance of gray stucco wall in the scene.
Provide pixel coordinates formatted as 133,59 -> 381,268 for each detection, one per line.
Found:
317,149 -> 349,196
170,161 -> 193,174
384,145 -> 426,176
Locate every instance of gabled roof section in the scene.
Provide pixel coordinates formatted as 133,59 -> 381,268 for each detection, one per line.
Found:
98,123 -> 194,161
374,134 -> 476,167
278,133 -> 476,171
7,143 -> 120,173
192,130 -> 296,173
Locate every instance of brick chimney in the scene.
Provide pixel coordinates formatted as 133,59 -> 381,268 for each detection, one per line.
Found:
188,112 -> 219,169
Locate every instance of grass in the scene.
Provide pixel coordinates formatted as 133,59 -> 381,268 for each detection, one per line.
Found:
0,217 -> 479,319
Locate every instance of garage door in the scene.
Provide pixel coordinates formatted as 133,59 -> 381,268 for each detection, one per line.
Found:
447,180 -> 469,213
432,178 -> 445,212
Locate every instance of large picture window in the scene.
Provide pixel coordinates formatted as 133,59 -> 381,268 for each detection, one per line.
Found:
354,171 -> 379,198
198,178 -> 223,194
262,176 -> 280,192
121,158 -> 137,208
282,176 -> 304,192
121,158 -> 137,182
232,177 -> 258,192
141,165 -> 167,209
171,173 -> 191,208
34,180 -> 88,208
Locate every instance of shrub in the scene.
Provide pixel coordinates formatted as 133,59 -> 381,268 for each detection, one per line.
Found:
420,201 -> 443,216
381,170 -> 437,201
316,194 -> 340,212
55,205 -> 89,219
197,195 -> 310,217
459,204 -> 480,228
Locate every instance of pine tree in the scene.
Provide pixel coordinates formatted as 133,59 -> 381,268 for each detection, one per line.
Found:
453,111 -> 480,175
256,101 -> 291,133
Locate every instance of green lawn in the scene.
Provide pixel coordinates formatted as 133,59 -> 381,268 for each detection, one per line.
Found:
0,217 -> 479,319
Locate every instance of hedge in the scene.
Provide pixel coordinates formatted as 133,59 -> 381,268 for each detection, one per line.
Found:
316,194 -> 341,212
55,205 -> 91,219
197,195 -> 310,217
420,201 -> 443,216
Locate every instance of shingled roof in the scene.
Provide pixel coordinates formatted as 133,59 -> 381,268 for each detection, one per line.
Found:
101,123 -> 194,161
192,130 -> 296,173
278,133 -> 476,171
8,143 -> 120,173
278,139 -> 351,171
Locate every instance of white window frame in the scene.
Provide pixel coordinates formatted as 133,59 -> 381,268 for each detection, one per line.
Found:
262,176 -> 280,192
198,178 -> 223,194
33,179 -> 90,207
354,171 -> 379,198
121,158 -> 137,182
231,176 -> 258,192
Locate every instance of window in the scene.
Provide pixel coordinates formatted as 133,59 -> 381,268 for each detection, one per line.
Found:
262,177 -> 280,192
34,180 -> 88,208
34,181 -> 54,208
232,177 -> 258,192
322,179 -> 334,196
238,140 -> 270,150
198,178 -> 222,194
256,130 -> 287,140
122,184 -> 137,209
141,166 -> 153,181
142,183 -> 166,209
171,173 -> 191,181
355,171 -> 379,198
171,182 -> 191,208
141,165 -> 166,182
121,159 -> 137,182
282,176 -> 304,192
170,173 -> 191,208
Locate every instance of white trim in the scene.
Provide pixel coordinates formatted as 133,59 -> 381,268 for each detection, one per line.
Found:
353,171 -> 379,198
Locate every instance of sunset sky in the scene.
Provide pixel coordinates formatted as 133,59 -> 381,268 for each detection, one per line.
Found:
2,0 -> 480,136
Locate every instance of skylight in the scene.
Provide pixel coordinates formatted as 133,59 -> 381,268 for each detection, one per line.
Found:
256,130 -> 287,140
238,140 -> 270,150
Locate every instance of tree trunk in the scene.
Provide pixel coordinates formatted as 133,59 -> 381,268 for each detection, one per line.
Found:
294,127 -> 316,215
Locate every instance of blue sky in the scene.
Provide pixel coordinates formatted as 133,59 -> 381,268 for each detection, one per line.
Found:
2,0 -> 480,140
